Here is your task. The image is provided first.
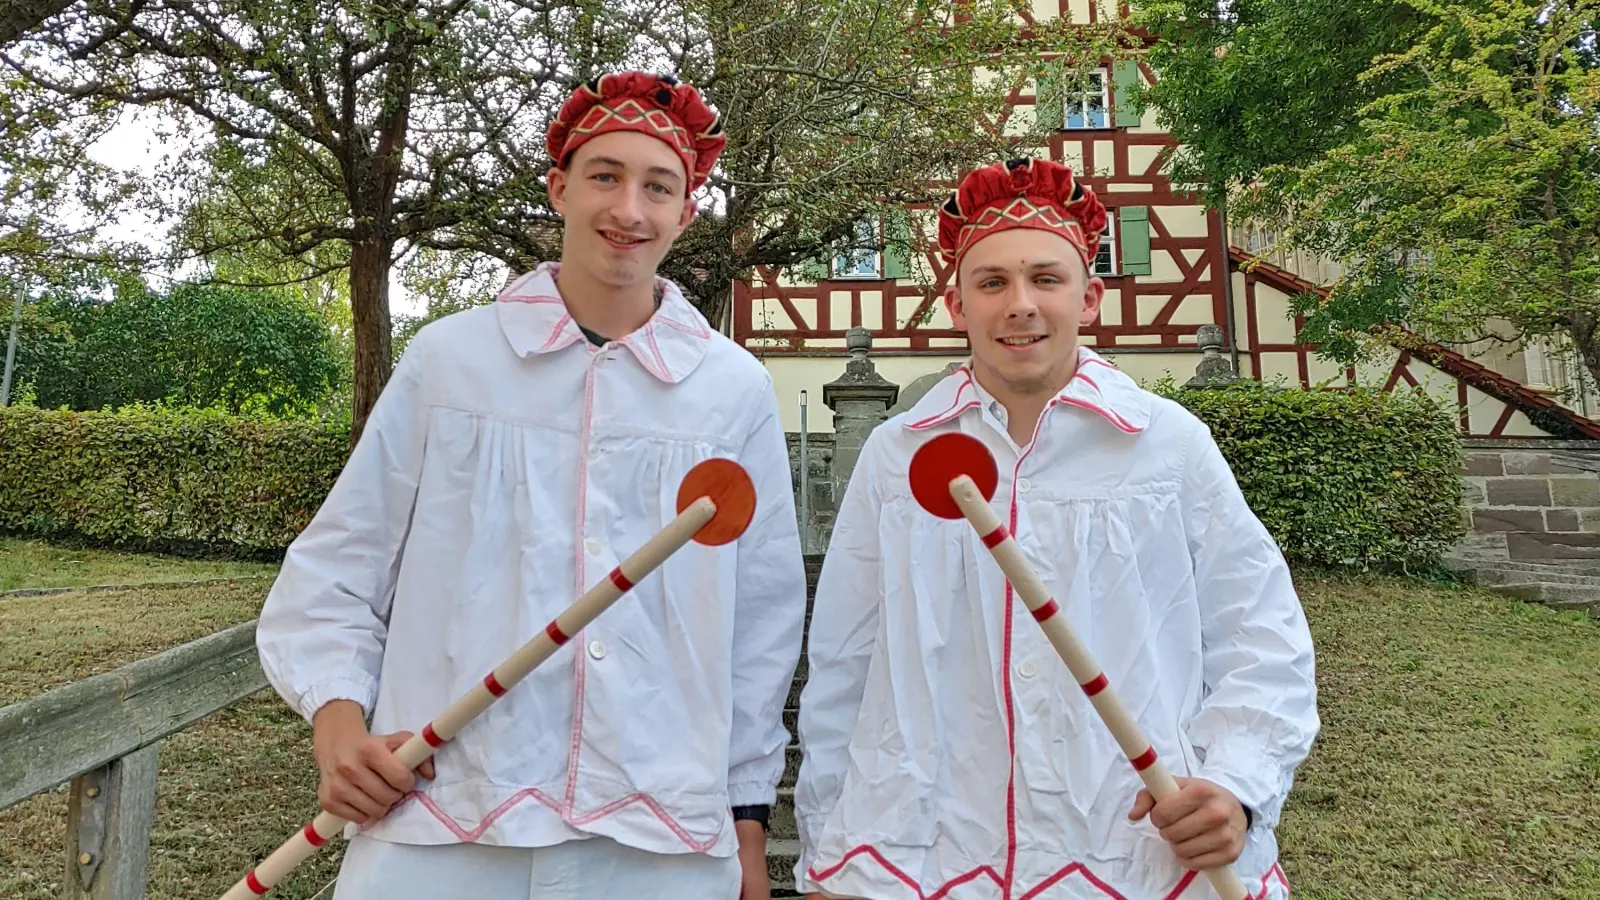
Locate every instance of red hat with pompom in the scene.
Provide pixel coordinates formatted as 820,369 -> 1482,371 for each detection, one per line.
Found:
546,71 -> 726,191
936,158 -> 1107,269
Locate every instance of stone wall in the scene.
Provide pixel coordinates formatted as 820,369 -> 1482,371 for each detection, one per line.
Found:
785,432 -> 836,553
1456,439 -> 1600,561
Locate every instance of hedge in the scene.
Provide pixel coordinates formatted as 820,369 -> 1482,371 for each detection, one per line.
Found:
0,405 -> 348,557
0,383 -> 1466,568
1162,382 -> 1465,570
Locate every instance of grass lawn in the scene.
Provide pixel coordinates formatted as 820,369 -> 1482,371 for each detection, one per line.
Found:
0,550 -> 1597,899
0,535 -> 278,592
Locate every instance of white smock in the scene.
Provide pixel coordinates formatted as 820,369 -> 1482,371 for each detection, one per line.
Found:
795,349 -> 1319,899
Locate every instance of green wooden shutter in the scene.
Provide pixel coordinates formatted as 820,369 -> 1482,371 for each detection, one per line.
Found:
800,256 -> 830,282
1120,205 -> 1151,275
884,208 -> 911,280
1113,59 -> 1142,128
1035,64 -> 1064,131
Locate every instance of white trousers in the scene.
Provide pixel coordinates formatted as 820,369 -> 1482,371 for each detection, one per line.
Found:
331,834 -> 742,900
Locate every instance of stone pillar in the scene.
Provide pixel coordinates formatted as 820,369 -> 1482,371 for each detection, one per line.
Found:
824,327 -> 900,509
1184,323 -> 1242,388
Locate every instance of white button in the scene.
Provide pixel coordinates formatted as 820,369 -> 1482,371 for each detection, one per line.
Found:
584,538 -> 601,556
588,640 -> 606,660
1017,477 -> 1032,493
589,445 -> 602,460
1017,660 -> 1037,679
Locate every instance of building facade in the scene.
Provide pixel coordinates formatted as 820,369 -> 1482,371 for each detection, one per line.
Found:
724,0 -> 1600,443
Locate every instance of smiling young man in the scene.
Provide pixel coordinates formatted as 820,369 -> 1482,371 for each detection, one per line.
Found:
255,72 -> 806,900
792,158 -> 1320,899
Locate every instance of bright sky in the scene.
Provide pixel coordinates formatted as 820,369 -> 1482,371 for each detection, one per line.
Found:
80,108 -> 428,317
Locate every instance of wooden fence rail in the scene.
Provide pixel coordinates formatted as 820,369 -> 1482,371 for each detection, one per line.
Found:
0,620 -> 267,899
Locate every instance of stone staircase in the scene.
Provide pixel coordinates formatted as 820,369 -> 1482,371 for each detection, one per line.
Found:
761,553 -> 821,896
1444,556 -> 1600,616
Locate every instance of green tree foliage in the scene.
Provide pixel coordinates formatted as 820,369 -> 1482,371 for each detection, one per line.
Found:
12,274 -> 341,416
1139,0 -> 1600,388
0,0 -> 74,44
2,0 -> 573,439
451,0 -> 1120,325
5,0 -> 1122,443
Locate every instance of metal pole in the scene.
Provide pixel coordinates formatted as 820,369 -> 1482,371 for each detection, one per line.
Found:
798,390 -> 809,554
1,284 -> 22,407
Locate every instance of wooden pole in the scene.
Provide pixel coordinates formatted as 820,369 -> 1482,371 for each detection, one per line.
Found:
945,474 -> 1250,900
221,458 -> 756,899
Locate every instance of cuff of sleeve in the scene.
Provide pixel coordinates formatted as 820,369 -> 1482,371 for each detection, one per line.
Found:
727,778 -> 780,808
1196,747 -> 1282,831
297,675 -> 379,724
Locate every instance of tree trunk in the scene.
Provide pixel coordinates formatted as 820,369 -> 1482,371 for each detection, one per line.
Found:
1564,310 -> 1600,396
348,234 -> 394,447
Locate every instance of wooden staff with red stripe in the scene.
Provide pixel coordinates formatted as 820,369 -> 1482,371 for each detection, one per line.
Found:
909,433 -> 1250,900
220,458 -> 758,900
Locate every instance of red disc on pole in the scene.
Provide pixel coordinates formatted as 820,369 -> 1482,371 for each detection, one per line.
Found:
677,458 -> 756,545
909,432 -> 998,519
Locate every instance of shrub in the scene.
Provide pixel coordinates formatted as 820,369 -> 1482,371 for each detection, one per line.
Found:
1160,381 -> 1465,570
0,405 -> 347,557
0,382 -> 1467,568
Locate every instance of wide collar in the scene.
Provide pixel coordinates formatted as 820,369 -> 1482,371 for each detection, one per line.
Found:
901,346 -> 1151,435
495,262 -> 712,383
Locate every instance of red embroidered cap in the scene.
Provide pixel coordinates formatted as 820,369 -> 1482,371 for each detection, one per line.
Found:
936,158 -> 1107,270
546,71 -> 726,192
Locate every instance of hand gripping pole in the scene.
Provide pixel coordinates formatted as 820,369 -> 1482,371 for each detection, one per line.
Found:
909,433 -> 1249,900
220,458 -> 757,899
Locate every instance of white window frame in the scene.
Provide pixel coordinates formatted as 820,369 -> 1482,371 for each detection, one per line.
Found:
1064,69 -> 1111,130
1092,210 -> 1117,277
832,218 -> 882,279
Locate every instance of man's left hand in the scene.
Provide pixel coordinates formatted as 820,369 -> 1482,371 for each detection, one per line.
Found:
1128,777 -> 1248,870
736,819 -> 771,900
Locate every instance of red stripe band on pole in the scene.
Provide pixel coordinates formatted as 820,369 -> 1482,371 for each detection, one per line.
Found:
245,871 -> 269,895
1130,747 -> 1158,771
1031,599 -> 1059,622
483,672 -> 507,698
422,724 -> 445,749
302,822 -> 326,847
1080,673 -> 1109,697
609,567 -> 635,592
980,524 -> 1008,548
545,620 -> 570,646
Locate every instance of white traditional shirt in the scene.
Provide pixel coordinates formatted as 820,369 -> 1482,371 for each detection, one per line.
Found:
256,263 -> 807,858
794,348 -> 1319,899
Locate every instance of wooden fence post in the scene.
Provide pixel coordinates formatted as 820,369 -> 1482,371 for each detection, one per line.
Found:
63,744 -> 160,900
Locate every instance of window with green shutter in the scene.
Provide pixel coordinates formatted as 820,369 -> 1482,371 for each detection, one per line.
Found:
884,207 -> 912,280
1034,63 -> 1065,131
1119,205 -> 1151,276
799,255 -> 830,283
1112,59 -> 1142,128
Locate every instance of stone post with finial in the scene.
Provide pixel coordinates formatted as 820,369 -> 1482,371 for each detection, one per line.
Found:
824,327 -> 900,517
1185,324 -> 1242,388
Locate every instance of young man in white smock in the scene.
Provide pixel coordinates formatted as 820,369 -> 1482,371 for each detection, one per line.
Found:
794,157 -> 1319,900
257,71 -> 806,900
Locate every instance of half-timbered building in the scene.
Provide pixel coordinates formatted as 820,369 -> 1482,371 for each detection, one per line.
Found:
725,0 -> 1600,443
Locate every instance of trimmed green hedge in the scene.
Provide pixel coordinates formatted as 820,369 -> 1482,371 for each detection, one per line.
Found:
1162,382 -> 1465,570
0,383 -> 1466,567
0,405 -> 347,557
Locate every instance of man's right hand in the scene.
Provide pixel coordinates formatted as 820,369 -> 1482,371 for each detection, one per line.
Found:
311,700 -> 435,825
